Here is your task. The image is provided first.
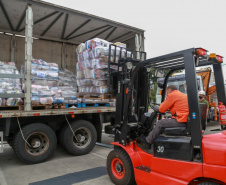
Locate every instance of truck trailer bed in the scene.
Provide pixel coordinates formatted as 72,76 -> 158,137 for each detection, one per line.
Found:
0,106 -> 116,118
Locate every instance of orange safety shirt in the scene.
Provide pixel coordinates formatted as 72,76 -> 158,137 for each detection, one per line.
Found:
159,90 -> 189,123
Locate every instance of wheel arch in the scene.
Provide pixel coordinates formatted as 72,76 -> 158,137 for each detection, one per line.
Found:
188,177 -> 226,185
111,142 -> 143,168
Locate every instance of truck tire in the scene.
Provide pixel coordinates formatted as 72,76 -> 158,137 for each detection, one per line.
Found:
61,120 -> 97,155
58,125 -> 68,149
107,149 -> 136,185
12,123 -> 57,164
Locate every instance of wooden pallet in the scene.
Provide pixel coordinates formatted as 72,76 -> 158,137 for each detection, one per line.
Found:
52,104 -> 66,109
32,105 -> 52,110
0,105 -> 24,111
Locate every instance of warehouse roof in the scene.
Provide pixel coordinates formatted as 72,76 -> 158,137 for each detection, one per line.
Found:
0,0 -> 145,44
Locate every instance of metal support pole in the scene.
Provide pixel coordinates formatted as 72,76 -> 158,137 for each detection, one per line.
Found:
61,42 -> 66,69
135,34 -> 140,59
0,131 -> 3,153
10,34 -> 16,63
24,5 -> 33,111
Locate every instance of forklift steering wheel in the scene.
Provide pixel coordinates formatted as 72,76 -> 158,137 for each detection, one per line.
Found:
150,103 -> 159,112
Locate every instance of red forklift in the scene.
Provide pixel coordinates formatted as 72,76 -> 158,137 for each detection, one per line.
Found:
106,48 -> 226,185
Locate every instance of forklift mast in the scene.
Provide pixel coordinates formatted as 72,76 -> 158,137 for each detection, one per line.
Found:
115,48 -> 226,158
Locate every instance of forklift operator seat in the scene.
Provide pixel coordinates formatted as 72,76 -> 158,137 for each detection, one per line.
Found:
163,103 -> 207,136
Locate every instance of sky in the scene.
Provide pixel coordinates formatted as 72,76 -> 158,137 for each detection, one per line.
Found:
45,0 -> 226,61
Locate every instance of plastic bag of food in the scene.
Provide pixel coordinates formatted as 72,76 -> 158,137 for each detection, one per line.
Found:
114,42 -> 126,48
39,97 -> 53,105
82,50 -> 89,61
76,70 -> 84,79
96,86 -> 108,93
76,61 -> 84,71
85,40 -> 92,50
91,38 -> 110,50
53,97 -> 64,104
94,69 -> 108,79
76,79 -> 93,86
31,96 -> 40,105
47,72 -> 58,80
6,98 -> 23,106
92,79 -> 107,86
76,43 -> 85,54
83,60 -> 91,69
83,69 -> 94,79
32,79 -> 48,86
47,80 -> 58,87
32,70 -> 48,79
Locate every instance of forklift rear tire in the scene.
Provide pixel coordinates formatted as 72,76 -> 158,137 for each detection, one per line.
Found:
107,148 -> 136,185
61,120 -> 97,155
12,123 -> 57,164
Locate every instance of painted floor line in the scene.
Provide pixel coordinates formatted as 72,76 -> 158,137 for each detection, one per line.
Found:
0,166 -> 7,185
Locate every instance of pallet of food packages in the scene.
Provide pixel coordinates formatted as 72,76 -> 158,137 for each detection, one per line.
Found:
0,61 -> 23,109
21,59 -> 78,109
76,38 -> 130,107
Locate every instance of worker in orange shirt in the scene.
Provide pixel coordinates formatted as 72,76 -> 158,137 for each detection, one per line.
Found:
139,85 -> 189,148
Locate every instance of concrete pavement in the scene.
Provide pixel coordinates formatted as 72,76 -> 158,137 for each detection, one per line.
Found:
0,121 -> 223,185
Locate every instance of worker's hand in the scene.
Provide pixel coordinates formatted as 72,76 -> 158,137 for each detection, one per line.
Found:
150,103 -> 159,112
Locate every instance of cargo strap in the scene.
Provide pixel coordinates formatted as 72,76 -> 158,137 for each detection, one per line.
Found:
17,117 -> 32,147
65,115 -> 78,141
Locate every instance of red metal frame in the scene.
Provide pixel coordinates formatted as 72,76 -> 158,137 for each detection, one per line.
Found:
111,141 -> 226,185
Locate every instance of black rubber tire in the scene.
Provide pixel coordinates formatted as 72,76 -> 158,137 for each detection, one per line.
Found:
61,120 -> 97,155
12,123 -> 57,164
58,125 -> 68,149
198,182 -> 220,185
107,148 -> 136,185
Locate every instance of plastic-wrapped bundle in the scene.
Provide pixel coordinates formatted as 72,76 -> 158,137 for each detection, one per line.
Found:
57,69 -> 77,102
94,69 -> 108,79
85,40 -> 92,51
76,43 -> 85,54
77,79 -> 93,86
6,98 -> 23,106
53,97 -> 64,104
47,80 -> 58,87
0,61 -> 23,106
114,42 -> 126,48
96,86 -> 108,93
76,61 -> 84,71
84,69 -> 95,79
78,86 -> 90,93
47,71 -> 58,80
91,38 -> 111,50
31,96 -> 53,105
40,97 -> 53,105
32,59 -> 48,65
92,79 -> 107,86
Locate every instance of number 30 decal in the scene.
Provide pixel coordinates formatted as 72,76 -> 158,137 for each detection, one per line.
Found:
157,146 -> 164,153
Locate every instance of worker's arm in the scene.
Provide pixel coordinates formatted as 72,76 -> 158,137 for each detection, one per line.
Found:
159,94 -> 175,113
206,100 -> 209,118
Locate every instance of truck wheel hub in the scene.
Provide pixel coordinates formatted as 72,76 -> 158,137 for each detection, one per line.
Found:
31,139 -> 41,148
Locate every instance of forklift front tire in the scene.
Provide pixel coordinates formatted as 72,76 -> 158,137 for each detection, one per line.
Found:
198,182 -> 220,185
107,148 -> 135,185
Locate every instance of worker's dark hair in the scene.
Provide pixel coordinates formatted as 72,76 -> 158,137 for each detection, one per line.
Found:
166,85 -> 177,91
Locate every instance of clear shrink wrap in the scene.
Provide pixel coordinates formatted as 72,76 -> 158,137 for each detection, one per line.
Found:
0,61 -> 23,106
